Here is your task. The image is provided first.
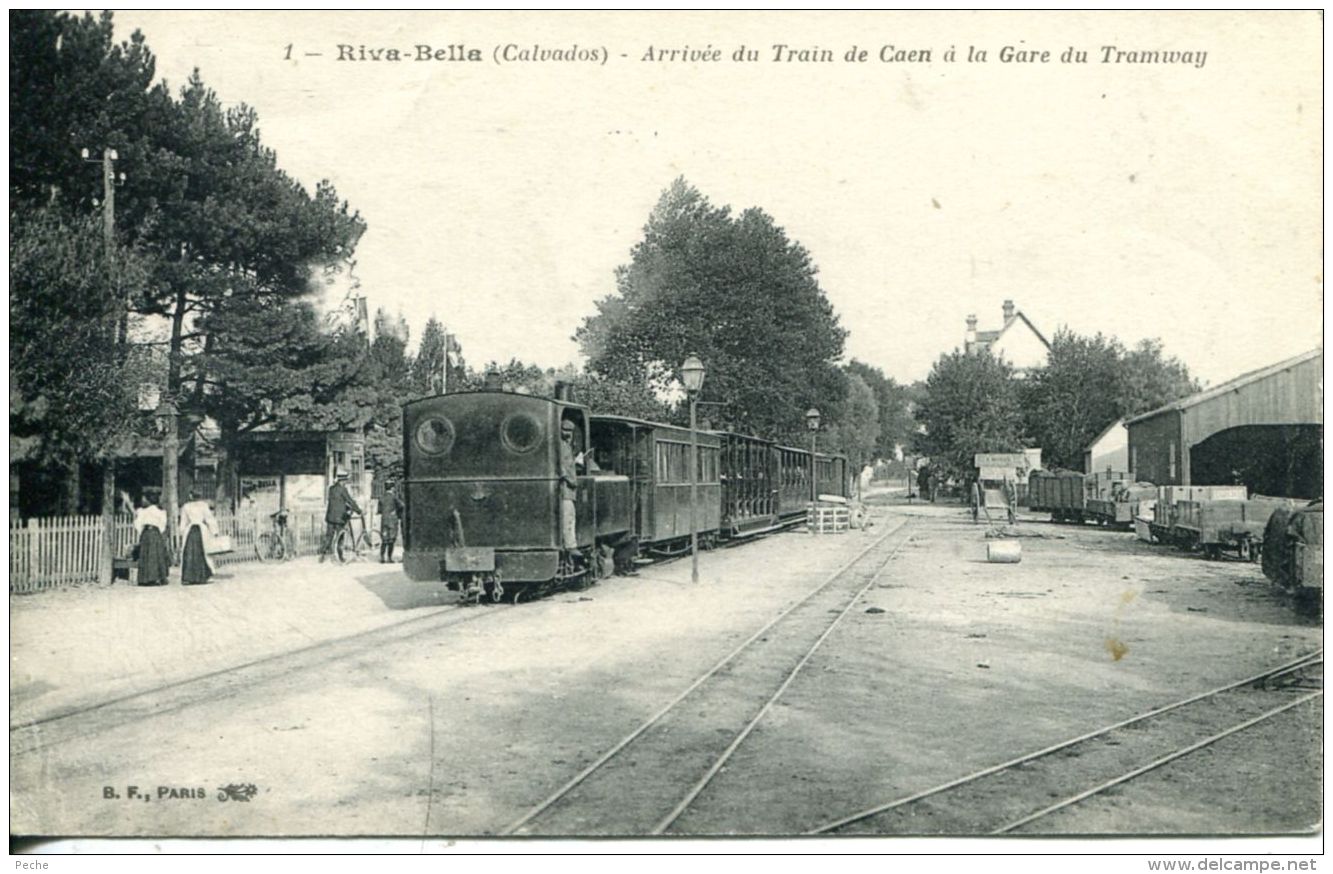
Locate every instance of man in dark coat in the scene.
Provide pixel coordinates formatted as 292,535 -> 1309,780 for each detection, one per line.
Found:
379,479 -> 405,563
319,472 -> 362,562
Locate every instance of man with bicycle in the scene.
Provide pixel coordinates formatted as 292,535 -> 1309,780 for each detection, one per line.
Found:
319,471 -> 362,563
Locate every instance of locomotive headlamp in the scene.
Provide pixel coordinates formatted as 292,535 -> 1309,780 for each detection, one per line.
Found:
805,408 -> 821,431
681,355 -> 706,395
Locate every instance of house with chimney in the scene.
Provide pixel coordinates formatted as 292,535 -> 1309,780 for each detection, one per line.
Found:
964,299 -> 1051,376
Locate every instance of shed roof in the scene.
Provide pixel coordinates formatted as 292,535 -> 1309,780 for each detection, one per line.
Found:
1124,348 -> 1323,425
1082,418 -> 1126,452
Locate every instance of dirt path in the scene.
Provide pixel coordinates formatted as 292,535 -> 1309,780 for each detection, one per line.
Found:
10,496 -> 1320,839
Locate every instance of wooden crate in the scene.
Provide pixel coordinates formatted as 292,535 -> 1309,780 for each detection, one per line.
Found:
807,504 -> 850,535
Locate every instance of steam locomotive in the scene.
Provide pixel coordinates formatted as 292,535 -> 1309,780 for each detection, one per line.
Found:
402,389 -> 848,602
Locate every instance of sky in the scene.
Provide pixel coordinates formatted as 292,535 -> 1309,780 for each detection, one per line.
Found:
111,10 -> 1322,388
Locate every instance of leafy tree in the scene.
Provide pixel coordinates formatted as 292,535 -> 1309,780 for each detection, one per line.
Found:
846,359 -> 915,462
576,178 -> 848,443
1117,338 -> 1200,418
1022,332 -> 1201,471
10,207 -> 152,477
10,11 -> 367,511
824,373 -> 880,480
411,317 -> 447,396
914,351 -> 1024,480
9,11 -> 167,214
1021,331 -> 1125,470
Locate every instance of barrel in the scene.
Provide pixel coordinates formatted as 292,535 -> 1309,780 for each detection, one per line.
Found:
987,540 -> 1022,563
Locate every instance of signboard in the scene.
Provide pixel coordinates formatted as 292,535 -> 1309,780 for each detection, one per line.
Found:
974,453 -> 1027,469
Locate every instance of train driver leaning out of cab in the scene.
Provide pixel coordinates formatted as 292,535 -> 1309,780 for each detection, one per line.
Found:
558,418 -> 579,552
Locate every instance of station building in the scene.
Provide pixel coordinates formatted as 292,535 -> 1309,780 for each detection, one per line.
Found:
1125,348 -> 1322,498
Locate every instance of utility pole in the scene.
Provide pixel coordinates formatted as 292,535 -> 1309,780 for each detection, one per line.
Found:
87,147 -> 122,584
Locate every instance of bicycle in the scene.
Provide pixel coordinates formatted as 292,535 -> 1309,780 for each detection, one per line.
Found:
255,509 -> 295,563
333,512 -> 380,564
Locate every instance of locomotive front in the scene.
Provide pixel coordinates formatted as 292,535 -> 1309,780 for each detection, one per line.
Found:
402,391 -> 582,601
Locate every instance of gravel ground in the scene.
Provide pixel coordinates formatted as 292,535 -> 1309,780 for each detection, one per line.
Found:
9,490 -> 1321,843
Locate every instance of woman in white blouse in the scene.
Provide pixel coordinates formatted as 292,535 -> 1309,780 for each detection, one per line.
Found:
177,490 -> 217,585
132,489 -> 171,586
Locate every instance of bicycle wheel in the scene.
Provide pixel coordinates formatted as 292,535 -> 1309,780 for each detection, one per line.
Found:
256,533 -> 275,563
333,529 -> 351,564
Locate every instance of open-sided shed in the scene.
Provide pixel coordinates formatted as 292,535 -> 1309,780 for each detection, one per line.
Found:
1125,349 -> 1322,498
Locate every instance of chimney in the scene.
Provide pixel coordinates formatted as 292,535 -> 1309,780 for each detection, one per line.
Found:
1002,299 -> 1015,325
483,370 -> 503,391
965,314 -> 978,347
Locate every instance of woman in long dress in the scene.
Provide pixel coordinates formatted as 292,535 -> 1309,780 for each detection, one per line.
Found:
133,490 -> 171,586
178,491 -> 217,585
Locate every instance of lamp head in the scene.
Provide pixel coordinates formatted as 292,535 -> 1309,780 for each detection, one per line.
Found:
681,355 -> 705,394
805,407 -> 821,431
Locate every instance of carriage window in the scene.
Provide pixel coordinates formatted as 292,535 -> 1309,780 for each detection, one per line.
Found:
655,442 -> 718,483
698,446 -> 719,483
415,417 -> 455,456
501,412 -> 545,455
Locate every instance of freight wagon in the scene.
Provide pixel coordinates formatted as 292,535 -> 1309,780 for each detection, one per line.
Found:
1262,501 -> 1323,610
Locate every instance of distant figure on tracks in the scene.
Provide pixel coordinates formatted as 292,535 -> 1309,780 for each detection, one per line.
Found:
970,477 -> 985,524
1001,477 -> 1018,525
178,489 -> 218,585
379,478 -> 405,563
320,471 -> 362,563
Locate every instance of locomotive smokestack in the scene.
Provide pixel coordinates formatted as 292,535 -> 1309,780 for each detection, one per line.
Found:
483,370 -> 503,391
553,381 -> 571,402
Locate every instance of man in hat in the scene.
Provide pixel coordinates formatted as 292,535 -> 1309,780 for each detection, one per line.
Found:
320,470 -> 362,562
558,418 -> 579,553
379,477 -> 405,563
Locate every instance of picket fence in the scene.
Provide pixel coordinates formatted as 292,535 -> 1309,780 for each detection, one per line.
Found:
8,510 -> 366,594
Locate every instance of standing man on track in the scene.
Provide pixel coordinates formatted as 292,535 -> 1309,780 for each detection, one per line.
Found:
319,471 -> 361,562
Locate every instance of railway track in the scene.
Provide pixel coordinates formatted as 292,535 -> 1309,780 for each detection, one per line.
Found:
501,517 -> 915,836
809,650 -> 1323,836
9,602 -> 499,757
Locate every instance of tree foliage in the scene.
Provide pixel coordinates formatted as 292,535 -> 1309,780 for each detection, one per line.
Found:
824,373 -> 880,476
1117,338 -> 1199,419
914,351 -> 1025,480
411,317 -> 447,396
1020,331 -> 1124,470
9,206 -> 152,466
576,178 -> 848,443
10,10 -> 369,505
845,359 -> 915,461
1022,331 -> 1201,470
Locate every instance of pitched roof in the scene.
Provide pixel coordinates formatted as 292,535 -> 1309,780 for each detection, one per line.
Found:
969,311 -> 1051,353
997,311 -> 1050,350
1124,347 -> 1323,425
1083,418 -> 1126,452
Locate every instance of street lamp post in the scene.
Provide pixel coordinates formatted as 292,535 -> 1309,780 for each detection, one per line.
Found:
806,408 -> 821,506
681,356 -> 706,584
